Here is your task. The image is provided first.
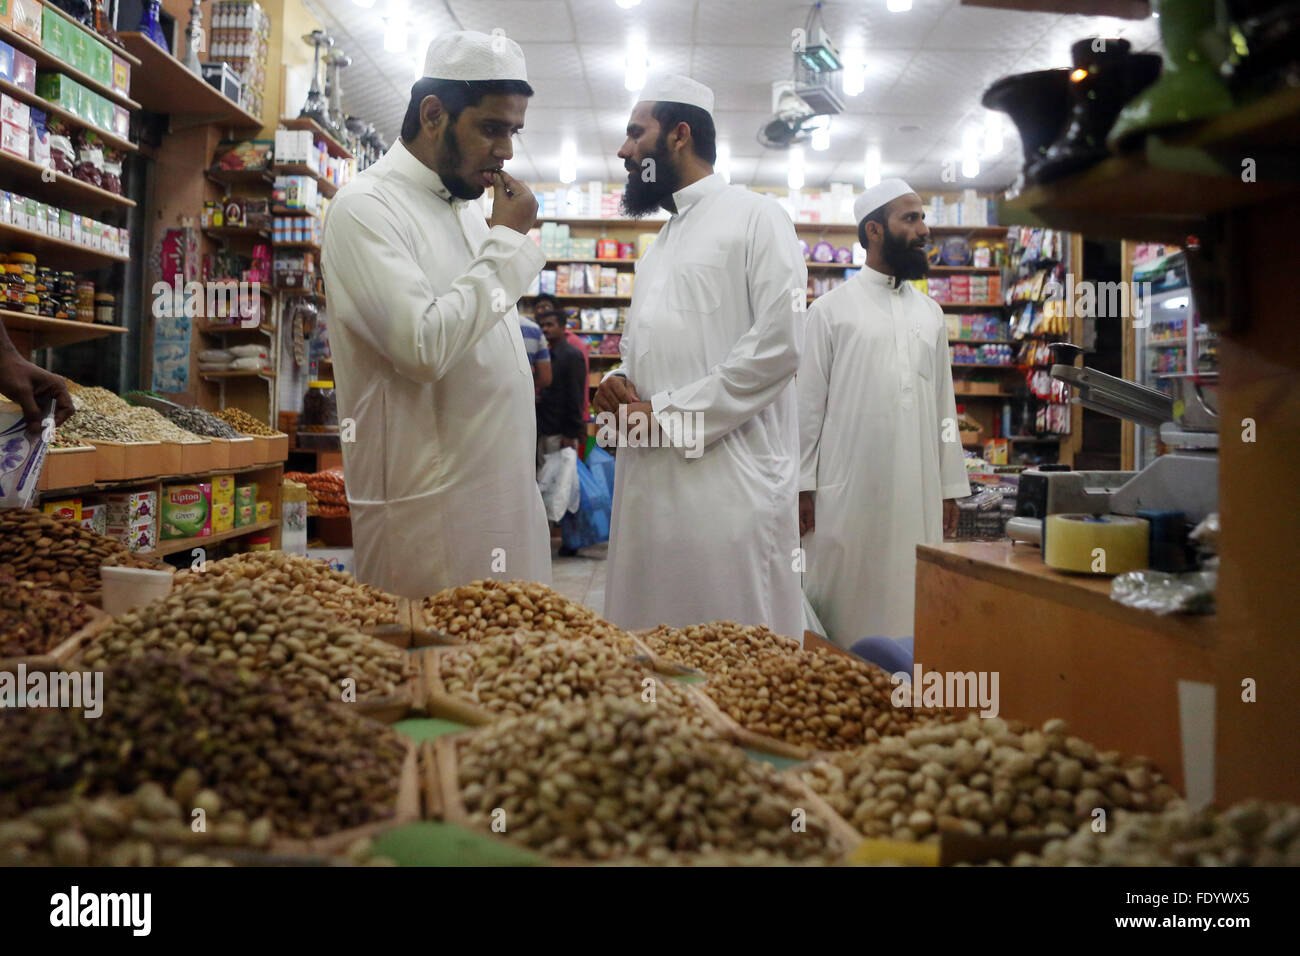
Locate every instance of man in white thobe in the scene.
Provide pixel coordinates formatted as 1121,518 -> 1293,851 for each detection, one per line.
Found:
798,179 -> 970,648
321,32 -> 550,599
594,75 -> 807,640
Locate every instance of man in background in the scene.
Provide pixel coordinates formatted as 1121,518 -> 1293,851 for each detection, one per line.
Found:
534,293 -> 588,386
797,179 -> 968,651
536,310 -> 587,452
519,312 -> 551,390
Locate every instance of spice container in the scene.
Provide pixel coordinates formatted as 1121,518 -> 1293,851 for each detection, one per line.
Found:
21,293 -> 39,315
300,380 -> 338,432
76,281 -> 95,323
94,292 -> 116,325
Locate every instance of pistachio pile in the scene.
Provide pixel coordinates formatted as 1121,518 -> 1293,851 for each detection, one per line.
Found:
0,579 -> 95,657
439,632 -> 702,724
0,509 -> 163,589
216,406 -> 279,437
1010,800 -> 1300,867
57,409 -> 141,444
423,579 -> 636,653
174,551 -> 401,630
164,406 -> 241,439
80,582 -> 414,703
640,621 -> 801,674
802,716 -> 1178,843
457,695 -> 837,862
0,653 -> 408,839
703,646 -> 950,752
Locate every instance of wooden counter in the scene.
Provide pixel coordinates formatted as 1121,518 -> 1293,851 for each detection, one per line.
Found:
914,540 -> 1218,794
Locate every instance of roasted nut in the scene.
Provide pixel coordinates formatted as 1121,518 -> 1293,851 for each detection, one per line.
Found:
423,580 -> 636,652
640,621 -> 801,675
0,578 -> 95,656
0,510 -> 163,592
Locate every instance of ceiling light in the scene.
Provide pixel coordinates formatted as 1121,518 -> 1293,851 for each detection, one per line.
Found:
863,144 -> 881,188
886,0 -> 912,12
842,51 -> 866,96
810,116 -> 831,152
616,0 -> 641,8
353,0 -> 376,7
559,141 -> 577,184
717,142 -> 731,183
625,31 -> 647,92
788,147 -> 805,190
383,0 -> 407,54
982,112 -> 1004,157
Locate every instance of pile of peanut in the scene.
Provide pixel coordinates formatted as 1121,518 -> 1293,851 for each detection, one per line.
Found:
703,646 -> 951,752
802,715 -> 1178,843
175,551 -> 401,630
1009,800 -> 1300,867
457,695 -> 837,862
216,406 -> 280,437
639,621 -> 801,674
438,632 -> 701,725
0,509 -> 162,590
80,582 -> 414,703
423,579 -> 636,653
0,579 -> 95,657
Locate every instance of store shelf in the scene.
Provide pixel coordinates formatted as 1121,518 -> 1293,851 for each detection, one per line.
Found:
272,206 -> 323,217
118,32 -> 262,129
574,330 -> 622,335
279,116 -> 353,160
141,519 -> 278,558
203,226 -> 270,241
536,216 -> 664,226
0,150 -> 136,213
0,221 -> 129,268
196,321 -> 276,335
950,339 -> 1016,345
0,20 -> 139,110
951,363 -> 1020,370
588,354 -> 622,361
930,266 -> 1002,273
791,222 -> 1008,236
0,309 -> 126,347
0,78 -> 136,153
206,166 -> 275,188
545,257 -> 636,266
941,301 -> 1005,309
954,387 -> 1014,398
522,293 -> 630,302
199,370 -> 276,380
272,164 -> 340,198
273,242 -> 321,253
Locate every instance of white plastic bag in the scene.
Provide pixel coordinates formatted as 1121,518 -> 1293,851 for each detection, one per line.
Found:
537,447 -> 580,523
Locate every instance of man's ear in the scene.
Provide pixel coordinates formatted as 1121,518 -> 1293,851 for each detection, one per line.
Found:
671,121 -> 691,157
419,94 -> 445,131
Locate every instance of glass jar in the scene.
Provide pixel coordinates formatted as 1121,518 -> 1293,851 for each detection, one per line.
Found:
76,280 -> 96,323
94,292 -> 116,325
21,293 -> 39,315
300,380 -> 338,432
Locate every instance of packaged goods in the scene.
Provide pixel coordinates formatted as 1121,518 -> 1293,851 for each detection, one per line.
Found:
161,483 -> 211,539
211,501 -> 234,533
235,483 -> 257,507
42,498 -> 81,523
255,501 -> 270,522
103,490 -> 156,526
79,503 -> 106,536
0,579 -> 95,658
234,503 -> 254,527
211,475 -> 235,505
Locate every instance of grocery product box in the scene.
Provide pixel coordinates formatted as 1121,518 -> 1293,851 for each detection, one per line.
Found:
103,490 -> 157,526
107,517 -> 156,553
11,48 -> 34,92
42,497 -> 81,523
41,6 -> 71,62
255,501 -> 271,523
234,503 -> 254,527
234,483 -> 257,508
111,54 -> 130,97
80,502 -> 106,536
0,40 -> 13,85
161,483 -> 212,540
983,438 -> 1009,466
0,119 -> 28,158
87,39 -> 112,91
212,501 -> 235,533
9,0 -> 40,43
211,474 -> 235,506
0,92 -> 28,128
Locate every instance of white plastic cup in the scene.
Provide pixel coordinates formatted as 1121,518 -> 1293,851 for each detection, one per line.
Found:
100,566 -> 175,616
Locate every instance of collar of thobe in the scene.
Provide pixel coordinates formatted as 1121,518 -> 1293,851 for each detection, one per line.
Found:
858,264 -> 910,295
387,140 -> 467,207
669,172 -> 727,217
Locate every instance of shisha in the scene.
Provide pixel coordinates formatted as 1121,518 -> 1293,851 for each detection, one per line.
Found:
181,0 -> 207,77
325,49 -> 352,138
299,30 -> 334,128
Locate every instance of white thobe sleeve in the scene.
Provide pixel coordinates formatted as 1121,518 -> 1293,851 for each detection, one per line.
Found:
322,193 -> 544,383
797,301 -> 833,493
934,311 -> 972,499
648,202 -> 806,455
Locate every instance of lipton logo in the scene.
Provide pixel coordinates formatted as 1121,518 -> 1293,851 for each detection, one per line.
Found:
171,490 -> 200,505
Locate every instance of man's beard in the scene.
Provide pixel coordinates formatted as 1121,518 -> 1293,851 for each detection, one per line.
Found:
881,227 -> 929,280
436,122 -> 484,201
620,136 -> 680,217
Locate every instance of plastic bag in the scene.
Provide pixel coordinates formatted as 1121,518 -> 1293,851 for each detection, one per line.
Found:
560,456 -> 612,551
538,447 -> 580,522
586,444 -> 616,496
1110,569 -> 1217,615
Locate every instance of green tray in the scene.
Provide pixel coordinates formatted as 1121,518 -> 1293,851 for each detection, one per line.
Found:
391,718 -> 469,742
372,821 -> 547,867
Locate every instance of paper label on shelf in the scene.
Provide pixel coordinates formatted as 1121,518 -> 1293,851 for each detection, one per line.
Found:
1177,679 -> 1215,811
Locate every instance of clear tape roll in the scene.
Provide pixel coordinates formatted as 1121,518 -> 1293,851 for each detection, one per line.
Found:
1044,513 -> 1149,575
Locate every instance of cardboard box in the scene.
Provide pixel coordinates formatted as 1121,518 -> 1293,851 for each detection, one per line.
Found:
256,501 -> 271,523
264,433 -> 288,462
207,437 -> 233,469
234,483 -> 257,508
212,501 -> 235,533
37,445 -> 97,491
111,54 -> 130,97
90,440 -> 163,481
42,497 -> 81,523
80,502 -> 106,536
211,474 -> 235,506
234,503 -> 254,527
10,0 -> 40,43
107,517 -> 156,553
227,436 -> 254,469
161,483 -> 212,539
103,490 -> 157,526
1,119 -> 29,158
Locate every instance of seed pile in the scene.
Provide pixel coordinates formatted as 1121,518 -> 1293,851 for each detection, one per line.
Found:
0,509 -> 163,589
117,405 -> 203,442
457,695 -> 837,862
68,384 -> 130,415
80,582 -> 414,703
0,579 -> 95,657
439,632 -> 701,724
175,551 -> 401,630
640,621 -> 801,674
164,406 -> 240,439
802,716 -> 1178,843
703,646 -> 952,752
423,579 -> 636,653
57,409 -> 141,443
0,654 -> 408,839
1010,801 -> 1300,867
216,406 -> 279,437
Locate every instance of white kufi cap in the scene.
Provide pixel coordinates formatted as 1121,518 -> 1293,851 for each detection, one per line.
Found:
423,30 -> 528,82
639,73 -> 714,114
853,178 -> 916,224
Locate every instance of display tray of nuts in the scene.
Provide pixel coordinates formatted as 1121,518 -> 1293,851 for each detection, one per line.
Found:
637,621 -> 802,677
173,551 -> 413,648
0,580 -> 109,672
0,508 -> 166,597
70,582 -> 423,723
700,645 -> 962,760
426,696 -> 863,864
801,715 -> 1178,846
419,633 -> 716,733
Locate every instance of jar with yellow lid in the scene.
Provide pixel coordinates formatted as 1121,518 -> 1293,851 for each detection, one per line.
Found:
8,252 -> 37,268
301,380 -> 338,432
21,293 -> 40,315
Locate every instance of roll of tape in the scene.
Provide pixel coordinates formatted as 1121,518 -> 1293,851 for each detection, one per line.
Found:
1044,513 -> 1149,575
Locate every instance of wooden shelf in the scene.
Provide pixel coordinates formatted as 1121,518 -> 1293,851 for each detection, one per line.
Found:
791,222 -> 1008,236
806,261 -> 854,270
536,216 -> 664,226
951,363 -> 1020,370
272,163 -> 340,198
522,293 -> 629,301
196,322 -> 276,335
0,20 -> 139,110
142,519 -> 278,558
930,265 -> 1002,273
545,257 -> 636,266
279,116 -> 353,160
940,301 -> 1005,309
1008,435 -> 1063,442
954,387 -> 1014,398
950,339 -> 1015,345
273,242 -> 321,253
199,370 -> 276,380
587,354 -> 622,360
118,32 -> 262,130
0,149 -> 135,213
206,166 -> 274,188
203,226 -> 270,240
0,309 -> 126,347
0,77 -> 135,153
271,206 -> 323,217
0,221 -> 129,269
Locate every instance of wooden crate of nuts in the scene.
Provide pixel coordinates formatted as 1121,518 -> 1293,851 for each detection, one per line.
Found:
0,582 -> 110,674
